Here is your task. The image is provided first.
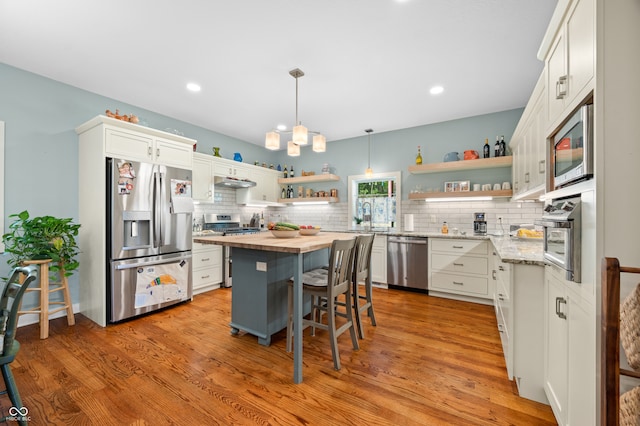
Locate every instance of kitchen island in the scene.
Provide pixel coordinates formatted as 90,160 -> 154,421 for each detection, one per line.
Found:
194,231 -> 357,383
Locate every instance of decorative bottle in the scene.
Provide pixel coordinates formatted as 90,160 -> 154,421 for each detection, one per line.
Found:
416,146 -> 423,165
483,139 -> 490,158
281,186 -> 286,199
494,137 -> 500,157
283,165 -> 288,178
499,135 -> 506,157
290,166 -> 295,178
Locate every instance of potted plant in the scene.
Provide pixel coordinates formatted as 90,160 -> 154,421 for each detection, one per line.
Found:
2,210 -> 80,277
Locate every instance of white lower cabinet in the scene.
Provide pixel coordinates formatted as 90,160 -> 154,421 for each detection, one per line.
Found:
371,234 -> 387,284
192,241 -> 223,294
492,250 -> 546,403
428,238 -> 492,303
543,263 -> 595,426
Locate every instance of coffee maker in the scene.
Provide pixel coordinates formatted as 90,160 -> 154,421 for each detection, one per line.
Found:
474,212 -> 487,235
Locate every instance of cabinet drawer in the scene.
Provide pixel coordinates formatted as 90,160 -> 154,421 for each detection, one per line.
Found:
193,265 -> 222,287
431,272 -> 488,295
193,249 -> 221,267
431,253 -> 488,275
193,241 -> 222,253
431,239 -> 488,255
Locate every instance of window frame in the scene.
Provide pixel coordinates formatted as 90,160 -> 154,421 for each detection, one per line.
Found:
348,171 -> 401,229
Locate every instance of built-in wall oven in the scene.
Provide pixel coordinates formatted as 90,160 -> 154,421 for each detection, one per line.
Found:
538,197 -> 582,283
202,213 -> 260,287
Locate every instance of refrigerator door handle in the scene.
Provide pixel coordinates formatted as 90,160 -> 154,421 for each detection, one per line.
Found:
152,170 -> 163,248
114,253 -> 192,270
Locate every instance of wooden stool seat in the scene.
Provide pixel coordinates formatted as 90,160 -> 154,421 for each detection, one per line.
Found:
18,259 -> 75,339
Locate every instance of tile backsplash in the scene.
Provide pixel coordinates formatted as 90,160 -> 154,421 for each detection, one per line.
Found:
194,188 -> 542,233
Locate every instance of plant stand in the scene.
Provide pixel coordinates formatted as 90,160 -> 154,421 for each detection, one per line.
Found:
18,259 -> 75,339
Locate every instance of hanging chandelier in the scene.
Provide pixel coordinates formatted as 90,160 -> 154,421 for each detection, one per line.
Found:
265,68 -> 326,156
365,129 -> 373,177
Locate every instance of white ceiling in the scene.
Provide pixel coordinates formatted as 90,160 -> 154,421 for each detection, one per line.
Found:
0,0 -> 557,147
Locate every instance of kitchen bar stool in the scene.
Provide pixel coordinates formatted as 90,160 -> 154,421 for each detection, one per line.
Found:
18,259 -> 75,339
286,238 -> 359,370
352,234 -> 376,339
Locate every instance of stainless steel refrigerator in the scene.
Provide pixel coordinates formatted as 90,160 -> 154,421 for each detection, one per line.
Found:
107,158 -> 193,323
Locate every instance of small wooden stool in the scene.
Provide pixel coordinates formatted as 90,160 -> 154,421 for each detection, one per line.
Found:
18,259 -> 75,339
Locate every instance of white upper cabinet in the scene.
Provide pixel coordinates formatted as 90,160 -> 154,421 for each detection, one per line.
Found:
545,0 -> 595,131
192,153 -> 215,202
77,115 -> 195,169
236,166 -> 281,204
510,72 -> 548,200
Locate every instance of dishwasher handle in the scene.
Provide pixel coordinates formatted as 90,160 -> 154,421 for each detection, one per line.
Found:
388,237 -> 427,244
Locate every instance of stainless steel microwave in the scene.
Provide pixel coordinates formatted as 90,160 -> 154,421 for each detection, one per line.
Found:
553,103 -> 594,189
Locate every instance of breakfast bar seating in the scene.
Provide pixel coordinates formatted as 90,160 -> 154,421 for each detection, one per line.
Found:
285,238 -> 359,370
351,234 -> 376,339
194,231 -> 356,383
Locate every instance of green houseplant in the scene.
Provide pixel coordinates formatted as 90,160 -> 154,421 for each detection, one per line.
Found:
2,210 -> 80,277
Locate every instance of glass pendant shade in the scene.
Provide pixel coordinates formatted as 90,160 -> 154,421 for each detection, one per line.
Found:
312,134 -> 326,152
293,124 -> 308,145
365,167 -> 373,177
265,131 -> 280,150
287,140 -> 300,156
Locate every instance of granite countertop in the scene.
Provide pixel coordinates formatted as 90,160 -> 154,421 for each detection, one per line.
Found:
489,236 -> 545,266
326,227 -> 545,266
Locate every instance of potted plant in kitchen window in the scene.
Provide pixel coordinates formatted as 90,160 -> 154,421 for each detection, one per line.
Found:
2,210 -> 80,277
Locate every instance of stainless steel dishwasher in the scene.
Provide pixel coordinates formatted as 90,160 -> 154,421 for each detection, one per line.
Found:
387,236 -> 428,292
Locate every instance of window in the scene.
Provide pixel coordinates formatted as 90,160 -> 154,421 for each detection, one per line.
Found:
348,171 -> 401,229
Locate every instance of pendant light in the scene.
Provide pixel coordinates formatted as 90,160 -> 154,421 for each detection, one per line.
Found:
287,140 -> 300,157
265,68 -> 326,156
365,129 -> 373,177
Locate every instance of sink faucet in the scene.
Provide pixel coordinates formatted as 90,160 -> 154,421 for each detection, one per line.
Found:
362,202 -> 372,231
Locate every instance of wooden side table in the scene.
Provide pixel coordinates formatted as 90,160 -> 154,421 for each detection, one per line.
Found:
18,259 -> 75,339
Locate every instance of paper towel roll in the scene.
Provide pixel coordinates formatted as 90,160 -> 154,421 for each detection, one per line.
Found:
404,214 -> 414,232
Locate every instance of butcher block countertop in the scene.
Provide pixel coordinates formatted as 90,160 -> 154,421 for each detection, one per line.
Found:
193,231 -> 356,254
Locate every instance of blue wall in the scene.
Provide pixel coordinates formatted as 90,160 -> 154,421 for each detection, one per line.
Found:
0,62 -> 523,305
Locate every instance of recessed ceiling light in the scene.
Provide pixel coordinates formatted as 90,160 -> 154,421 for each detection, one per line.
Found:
186,82 -> 201,92
430,86 -> 444,95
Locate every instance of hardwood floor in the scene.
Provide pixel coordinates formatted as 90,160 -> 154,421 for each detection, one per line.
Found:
3,287 -> 556,425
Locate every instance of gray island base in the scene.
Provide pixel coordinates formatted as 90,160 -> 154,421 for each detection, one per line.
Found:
230,247 -> 328,346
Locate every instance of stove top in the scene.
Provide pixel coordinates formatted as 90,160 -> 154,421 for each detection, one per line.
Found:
203,213 -> 260,235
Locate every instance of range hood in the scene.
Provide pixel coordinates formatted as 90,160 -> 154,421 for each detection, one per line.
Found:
214,176 -> 257,189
